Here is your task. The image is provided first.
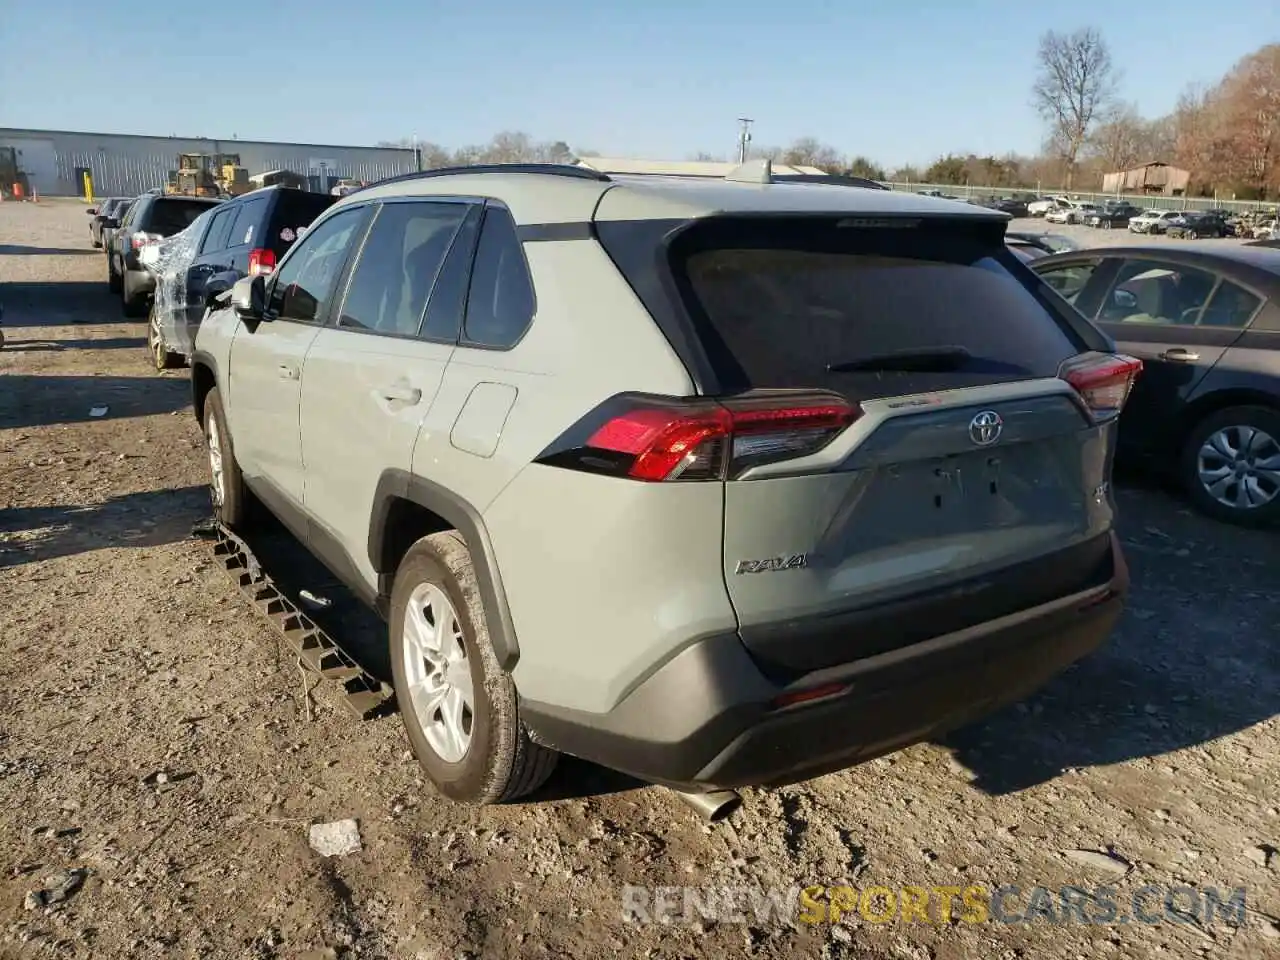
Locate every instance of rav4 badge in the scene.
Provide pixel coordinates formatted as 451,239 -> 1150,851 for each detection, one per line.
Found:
735,554 -> 809,575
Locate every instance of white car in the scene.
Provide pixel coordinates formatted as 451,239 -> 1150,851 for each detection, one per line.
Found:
1251,219 -> 1279,240
1028,196 -> 1071,217
1046,202 -> 1098,225
1128,210 -> 1183,234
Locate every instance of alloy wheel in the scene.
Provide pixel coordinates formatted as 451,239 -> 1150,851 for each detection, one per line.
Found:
402,582 -> 474,763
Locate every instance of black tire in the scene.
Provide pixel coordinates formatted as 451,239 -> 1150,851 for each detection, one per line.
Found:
202,387 -> 251,529
147,305 -> 183,371
389,532 -> 558,804
121,273 -> 148,318
107,255 -> 122,294
1180,405 -> 1280,528
92,235 -> 102,249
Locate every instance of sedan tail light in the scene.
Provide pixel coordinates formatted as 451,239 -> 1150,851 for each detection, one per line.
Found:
1060,353 -> 1143,423
535,392 -> 858,481
131,232 -> 160,250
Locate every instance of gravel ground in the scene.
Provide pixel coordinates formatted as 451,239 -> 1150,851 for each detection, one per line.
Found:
1,200 -> 1278,960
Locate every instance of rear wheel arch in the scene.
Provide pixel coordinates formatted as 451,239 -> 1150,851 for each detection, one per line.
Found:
1175,388 -> 1280,452
190,357 -> 217,427
369,470 -> 520,670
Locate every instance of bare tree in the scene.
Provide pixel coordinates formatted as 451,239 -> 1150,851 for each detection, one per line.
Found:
1088,103 -> 1147,172
780,137 -> 844,173
1032,27 -> 1118,187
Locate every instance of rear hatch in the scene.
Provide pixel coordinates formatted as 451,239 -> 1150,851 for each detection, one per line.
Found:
145,198 -> 222,237
266,190 -> 338,258
600,212 -> 1136,679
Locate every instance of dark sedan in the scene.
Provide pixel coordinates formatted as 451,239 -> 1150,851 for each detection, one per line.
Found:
1166,212 -> 1229,239
1031,243 -> 1280,526
1085,204 -> 1143,229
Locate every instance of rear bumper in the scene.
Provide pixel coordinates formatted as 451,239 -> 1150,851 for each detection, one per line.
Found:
523,533 -> 1128,790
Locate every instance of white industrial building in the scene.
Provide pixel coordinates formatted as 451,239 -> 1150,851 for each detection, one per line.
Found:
0,127 -> 417,197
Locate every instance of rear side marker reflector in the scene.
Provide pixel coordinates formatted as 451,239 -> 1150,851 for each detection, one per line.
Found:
773,682 -> 850,709
542,394 -> 859,482
1059,353 -> 1142,423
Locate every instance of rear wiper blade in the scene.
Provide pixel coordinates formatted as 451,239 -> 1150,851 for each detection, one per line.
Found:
826,346 -> 971,373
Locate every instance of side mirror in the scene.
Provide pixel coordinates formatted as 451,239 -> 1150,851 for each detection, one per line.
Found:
205,271 -> 239,307
1113,289 -> 1138,311
86,207 -> 98,216
231,275 -> 267,321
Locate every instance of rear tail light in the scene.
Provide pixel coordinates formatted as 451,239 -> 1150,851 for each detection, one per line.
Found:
248,248 -> 276,276
536,393 -> 859,482
131,232 -> 160,249
1059,352 -> 1142,423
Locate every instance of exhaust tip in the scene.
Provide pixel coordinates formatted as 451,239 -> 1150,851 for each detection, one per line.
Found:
672,788 -> 742,822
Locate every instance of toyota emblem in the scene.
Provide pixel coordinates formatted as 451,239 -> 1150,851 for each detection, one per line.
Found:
969,410 -> 1003,446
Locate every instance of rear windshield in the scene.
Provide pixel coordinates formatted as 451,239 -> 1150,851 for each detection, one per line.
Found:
267,191 -> 338,255
146,199 -> 220,236
666,217 -> 1086,400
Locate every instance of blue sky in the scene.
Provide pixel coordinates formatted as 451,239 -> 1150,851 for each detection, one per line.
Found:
1,0 -> 1275,167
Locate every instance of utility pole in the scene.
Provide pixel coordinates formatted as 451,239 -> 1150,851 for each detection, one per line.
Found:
736,118 -> 754,164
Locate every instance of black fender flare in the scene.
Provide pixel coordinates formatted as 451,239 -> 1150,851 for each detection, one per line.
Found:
369,469 -> 520,671
189,349 -> 220,423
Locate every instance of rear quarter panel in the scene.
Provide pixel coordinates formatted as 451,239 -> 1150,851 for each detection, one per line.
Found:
413,237 -> 730,713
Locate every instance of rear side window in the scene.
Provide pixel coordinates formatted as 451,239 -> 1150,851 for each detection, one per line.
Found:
338,201 -> 470,337
147,199 -> 219,236
461,206 -> 536,349
226,197 -> 268,248
199,207 -> 238,255
668,217 -> 1084,400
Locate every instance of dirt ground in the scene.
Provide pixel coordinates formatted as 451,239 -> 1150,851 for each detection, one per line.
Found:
2,200 -> 1278,960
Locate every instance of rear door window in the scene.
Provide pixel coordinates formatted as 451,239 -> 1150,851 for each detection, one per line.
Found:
669,217 -> 1084,400
1099,259 -> 1218,326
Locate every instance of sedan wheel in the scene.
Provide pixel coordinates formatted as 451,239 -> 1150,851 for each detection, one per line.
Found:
1182,406 -> 1280,527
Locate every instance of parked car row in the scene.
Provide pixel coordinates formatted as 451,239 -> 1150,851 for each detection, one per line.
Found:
93,186 -> 337,368
1031,241 -> 1280,527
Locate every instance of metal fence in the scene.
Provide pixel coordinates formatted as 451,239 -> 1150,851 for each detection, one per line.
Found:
882,181 -> 1278,215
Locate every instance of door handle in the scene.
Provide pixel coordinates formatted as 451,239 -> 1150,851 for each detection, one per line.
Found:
1161,348 -> 1200,362
277,364 -> 298,380
379,384 -> 422,404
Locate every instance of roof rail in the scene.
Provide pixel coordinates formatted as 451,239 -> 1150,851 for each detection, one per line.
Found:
353,163 -> 612,194
772,173 -> 890,191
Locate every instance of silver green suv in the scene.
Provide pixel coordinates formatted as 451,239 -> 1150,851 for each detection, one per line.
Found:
191,162 -> 1137,806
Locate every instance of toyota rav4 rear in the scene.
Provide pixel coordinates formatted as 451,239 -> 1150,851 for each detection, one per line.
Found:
507,195 -> 1135,790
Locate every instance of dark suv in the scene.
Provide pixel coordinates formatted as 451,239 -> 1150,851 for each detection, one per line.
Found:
147,186 -> 336,368
109,194 -> 224,316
